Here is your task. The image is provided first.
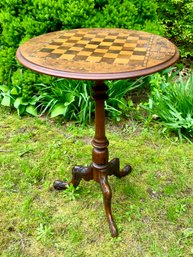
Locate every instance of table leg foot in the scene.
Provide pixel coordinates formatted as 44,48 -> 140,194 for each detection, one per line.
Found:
109,158 -> 132,178
53,165 -> 93,190
99,173 -> 118,237
53,180 -> 69,190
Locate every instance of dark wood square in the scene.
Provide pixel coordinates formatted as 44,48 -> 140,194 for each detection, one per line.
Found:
40,48 -> 53,53
47,53 -> 62,58
101,57 -> 115,64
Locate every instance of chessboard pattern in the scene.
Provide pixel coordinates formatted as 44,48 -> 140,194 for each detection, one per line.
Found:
34,30 -> 153,66
17,28 -> 178,79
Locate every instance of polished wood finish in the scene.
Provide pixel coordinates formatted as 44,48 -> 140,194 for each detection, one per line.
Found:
53,82 -> 131,237
16,28 -> 179,237
16,28 -> 179,80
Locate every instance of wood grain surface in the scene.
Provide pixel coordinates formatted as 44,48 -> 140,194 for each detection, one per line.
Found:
16,28 -> 179,80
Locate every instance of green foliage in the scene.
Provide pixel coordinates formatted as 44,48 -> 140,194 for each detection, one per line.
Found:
36,223 -> 54,242
62,184 -> 80,201
37,78 -> 144,123
37,79 -> 94,123
157,0 -> 193,57
105,78 -> 146,121
1,72 -> 145,123
0,69 -> 53,116
143,70 -> 193,140
0,0 -> 191,124
0,0 -> 161,93
87,0 -> 161,33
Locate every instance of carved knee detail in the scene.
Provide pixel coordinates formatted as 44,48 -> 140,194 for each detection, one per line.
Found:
102,183 -> 112,200
73,165 -> 93,181
100,175 -> 112,200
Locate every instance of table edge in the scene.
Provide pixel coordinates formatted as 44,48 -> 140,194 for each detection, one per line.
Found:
16,47 -> 179,80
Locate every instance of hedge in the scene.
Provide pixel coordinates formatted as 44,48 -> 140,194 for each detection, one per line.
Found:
0,0 -> 192,119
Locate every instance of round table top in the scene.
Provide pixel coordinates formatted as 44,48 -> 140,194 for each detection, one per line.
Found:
16,28 -> 179,80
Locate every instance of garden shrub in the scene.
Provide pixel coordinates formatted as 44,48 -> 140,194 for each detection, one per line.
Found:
157,0 -> 193,57
143,70 -> 193,140
0,0 -> 162,120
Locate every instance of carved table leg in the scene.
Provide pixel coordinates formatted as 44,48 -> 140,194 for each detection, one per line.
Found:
109,158 -> 132,178
99,172 -> 118,237
53,165 -> 93,190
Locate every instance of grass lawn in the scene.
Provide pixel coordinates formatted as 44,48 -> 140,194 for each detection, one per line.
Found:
0,107 -> 192,257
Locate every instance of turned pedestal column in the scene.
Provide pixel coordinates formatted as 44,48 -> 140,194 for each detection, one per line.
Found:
53,81 -> 131,237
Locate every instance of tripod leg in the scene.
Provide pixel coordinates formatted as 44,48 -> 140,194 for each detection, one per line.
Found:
53,165 -> 93,190
99,172 -> 118,237
109,158 -> 132,178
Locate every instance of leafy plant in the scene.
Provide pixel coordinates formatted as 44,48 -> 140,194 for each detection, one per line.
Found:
0,69 -> 146,123
106,78 -> 147,121
36,223 -> 54,242
143,71 -> 193,140
37,79 -> 94,124
37,78 -> 145,123
0,69 -> 44,116
62,184 -> 80,201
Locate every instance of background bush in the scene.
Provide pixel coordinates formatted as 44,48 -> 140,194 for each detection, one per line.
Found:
0,1 -> 192,125
0,0 -> 162,83
0,0 -> 192,141
0,0 -> 162,119
157,0 -> 193,57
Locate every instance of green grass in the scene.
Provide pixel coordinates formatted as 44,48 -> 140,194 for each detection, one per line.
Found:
0,107 -> 193,257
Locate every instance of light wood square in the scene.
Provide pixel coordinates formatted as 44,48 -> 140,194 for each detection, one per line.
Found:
78,40 -> 90,44
77,51 -> 92,56
64,33 -> 75,37
36,52 -> 49,58
61,43 -> 74,48
109,46 -> 123,50
134,47 -> 147,52
106,36 -> 117,39
100,42 -> 112,46
94,49 -> 108,53
87,56 -> 102,62
59,54 -> 74,60
114,39 -> 125,43
85,44 -> 97,49
85,34 -> 96,38
127,36 -> 139,41
123,43 -> 137,48
104,53 -> 118,58
114,58 -> 129,64
44,45 -> 57,50
119,51 -> 132,55
91,38 -> 104,42
130,55 -> 145,61
137,40 -> 148,45
70,47 -> 84,51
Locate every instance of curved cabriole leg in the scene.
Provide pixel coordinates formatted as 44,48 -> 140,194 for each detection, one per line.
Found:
53,165 -> 93,190
99,172 -> 118,237
109,158 -> 132,178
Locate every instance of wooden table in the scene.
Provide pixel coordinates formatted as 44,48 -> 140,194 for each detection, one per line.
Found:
16,28 -> 179,237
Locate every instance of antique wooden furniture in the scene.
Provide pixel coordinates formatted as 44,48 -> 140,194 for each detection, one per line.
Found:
16,28 -> 179,237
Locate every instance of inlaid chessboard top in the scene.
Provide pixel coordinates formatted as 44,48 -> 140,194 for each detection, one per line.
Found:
16,28 -> 179,80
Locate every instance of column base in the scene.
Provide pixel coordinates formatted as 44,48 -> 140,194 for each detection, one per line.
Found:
53,158 -> 131,237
